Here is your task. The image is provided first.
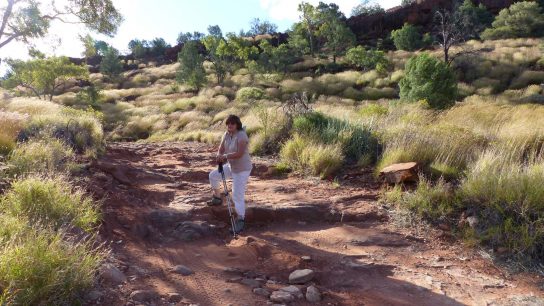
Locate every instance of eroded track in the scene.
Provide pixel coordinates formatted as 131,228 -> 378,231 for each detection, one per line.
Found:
84,142 -> 543,306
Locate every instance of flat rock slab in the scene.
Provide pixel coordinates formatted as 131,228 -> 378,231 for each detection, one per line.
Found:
171,265 -> 193,276
379,162 -> 419,184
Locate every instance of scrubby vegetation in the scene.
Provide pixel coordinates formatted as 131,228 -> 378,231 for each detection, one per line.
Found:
3,0 -> 544,302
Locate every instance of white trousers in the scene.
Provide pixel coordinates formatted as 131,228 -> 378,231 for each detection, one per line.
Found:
209,163 -> 251,219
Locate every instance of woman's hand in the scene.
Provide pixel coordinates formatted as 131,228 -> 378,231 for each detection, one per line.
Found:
216,154 -> 227,163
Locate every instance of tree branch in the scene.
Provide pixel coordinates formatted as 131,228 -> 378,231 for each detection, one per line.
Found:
0,0 -> 15,41
0,33 -> 20,49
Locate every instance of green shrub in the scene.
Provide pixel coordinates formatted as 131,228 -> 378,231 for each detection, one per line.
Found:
292,112 -> 378,163
236,87 -> 265,101
481,1 -> 544,40
8,139 -> 75,176
20,108 -> 104,154
0,228 -> 103,305
280,135 -> 343,178
359,103 -> 389,117
400,53 -> 457,109
391,23 -> 424,51
345,46 -> 390,72
384,176 -> 457,219
1,176 -> 100,231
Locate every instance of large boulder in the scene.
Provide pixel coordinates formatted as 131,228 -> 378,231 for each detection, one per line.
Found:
379,162 -> 419,184
289,269 -> 315,284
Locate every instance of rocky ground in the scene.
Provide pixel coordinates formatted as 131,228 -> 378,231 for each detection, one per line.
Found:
80,142 -> 544,306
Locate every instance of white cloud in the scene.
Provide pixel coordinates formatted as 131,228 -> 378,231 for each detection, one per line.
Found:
259,0 -> 401,21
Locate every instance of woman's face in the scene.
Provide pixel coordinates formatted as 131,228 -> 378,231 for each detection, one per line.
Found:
226,122 -> 237,133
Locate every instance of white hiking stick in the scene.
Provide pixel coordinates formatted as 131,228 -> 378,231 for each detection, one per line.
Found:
218,162 -> 237,239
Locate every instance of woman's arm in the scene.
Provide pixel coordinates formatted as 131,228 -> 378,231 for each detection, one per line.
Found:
224,137 -> 247,160
217,135 -> 226,155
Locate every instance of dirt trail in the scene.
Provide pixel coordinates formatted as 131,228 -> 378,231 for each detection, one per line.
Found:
85,142 -> 543,306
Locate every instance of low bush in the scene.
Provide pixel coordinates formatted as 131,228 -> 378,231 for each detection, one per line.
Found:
280,135 -> 343,178
509,71 -> 544,89
19,108 -> 104,155
7,139 -> 75,176
0,111 -> 28,156
1,176 -> 100,231
0,228 -> 103,305
292,112 -> 378,164
400,53 -> 457,109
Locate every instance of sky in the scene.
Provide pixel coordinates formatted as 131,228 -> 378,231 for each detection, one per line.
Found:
0,0 -> 401,63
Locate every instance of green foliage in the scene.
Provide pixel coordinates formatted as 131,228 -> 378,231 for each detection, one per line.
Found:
280,134 -> 343,178
99,46 -> 123,80
177,31 -> 205,44
150,37 -> 170,56
76,85 -> 103,109
4,56 -> 88,100
79,34 -> 96,58
351,1 -> 385,16
456,0 -> 494,40
7,139 -> 75,177
176,41 -> 206,90
399,53 -> 457,109
481,1 -> 544,40
236,87 -> 265,101
0,0 -> 122,51
1,176 -> 100,231
20,107 -> 104,154
319,18 -> 355,62
248,18 -> 278,35
385,176 -> 457,219
0,228 -> 103,305
292,112 -> 378,163
94,40 -> 109,56
128,39 -> 149,59
401,0 -> 416,6
345,46 -> 389,72
391,23 -> 424,51
255,41 -> 297,73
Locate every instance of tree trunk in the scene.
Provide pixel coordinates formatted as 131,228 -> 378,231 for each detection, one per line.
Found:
443,44 -> 449,64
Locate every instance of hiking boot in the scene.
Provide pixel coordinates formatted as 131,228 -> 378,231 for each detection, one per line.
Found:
231,219 -> 245,234
208,195 -> 223,206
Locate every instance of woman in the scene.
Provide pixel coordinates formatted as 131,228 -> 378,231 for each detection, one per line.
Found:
208,114 -> 252,234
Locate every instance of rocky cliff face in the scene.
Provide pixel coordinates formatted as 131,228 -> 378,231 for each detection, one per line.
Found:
347,0 -> 517,43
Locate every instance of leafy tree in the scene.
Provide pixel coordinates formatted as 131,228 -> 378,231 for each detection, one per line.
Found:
256,41 -> 297,73
399,53 -> 457,109
249,18 -> 278,35
128,39 -> 149,59
401,0 -> 416,6
345,46 -> 389,73
76,85 -> 103,109
456,0 -> 493,40
0,0 -> 122,50
150,38 -> 170,56
201,25 -> 231,84
351,1 -> 385,17
320,19 -> 355,63
176,41 -> 206,91
100,47 -> 122,79
287,22 -> 311,55
177,31 -> 205,44
4,56 -> 88,100
297,2 -> 319,56
79,34 -> 96,58
94,40 -> 109,56
391,23 -> 423,51
481,1 -> 544,40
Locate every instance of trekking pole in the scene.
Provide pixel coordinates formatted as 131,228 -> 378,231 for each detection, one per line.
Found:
218,162 -> 237,239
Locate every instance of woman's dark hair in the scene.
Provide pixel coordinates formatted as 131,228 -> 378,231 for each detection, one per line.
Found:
225,114 -> 243,131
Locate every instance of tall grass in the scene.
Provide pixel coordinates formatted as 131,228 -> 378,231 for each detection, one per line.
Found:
7,139 -> 75,177
280,135 -> 343,178
0,228 -> 104,305
1,176 -> 100,231
0,111 -> 28,155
